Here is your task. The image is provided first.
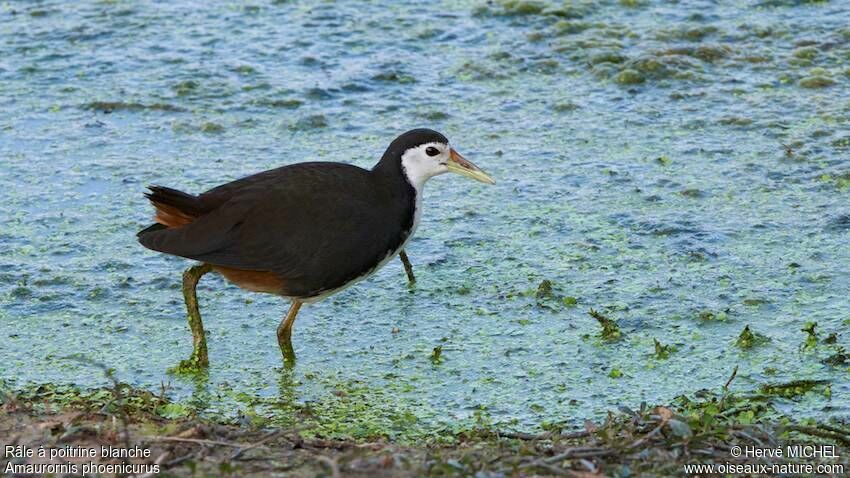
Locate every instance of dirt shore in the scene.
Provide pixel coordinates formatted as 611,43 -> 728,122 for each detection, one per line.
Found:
2,381 -> 847,477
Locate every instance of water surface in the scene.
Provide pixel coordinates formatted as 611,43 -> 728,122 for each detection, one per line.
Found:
1,0 -> 848,434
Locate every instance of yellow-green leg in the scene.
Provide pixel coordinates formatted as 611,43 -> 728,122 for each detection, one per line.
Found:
277,300 -> 303,366
399,249 -> 415,284
176,263 -> 213,371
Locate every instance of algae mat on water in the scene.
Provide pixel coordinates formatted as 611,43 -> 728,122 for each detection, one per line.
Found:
0,0 -> 848,437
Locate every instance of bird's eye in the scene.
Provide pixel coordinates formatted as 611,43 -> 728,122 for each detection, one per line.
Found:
425,146 -> 440,157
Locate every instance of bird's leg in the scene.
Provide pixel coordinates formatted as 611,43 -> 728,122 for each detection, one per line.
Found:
178,263 -> 213,370
399,249 -> 416,284
277,300 -> 303,366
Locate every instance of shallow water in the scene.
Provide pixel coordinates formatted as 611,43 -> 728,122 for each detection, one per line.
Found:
1,0 -> 848,434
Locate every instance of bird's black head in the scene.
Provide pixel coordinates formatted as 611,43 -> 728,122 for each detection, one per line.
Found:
381,129 -> 449,162
375,129 -> 494,190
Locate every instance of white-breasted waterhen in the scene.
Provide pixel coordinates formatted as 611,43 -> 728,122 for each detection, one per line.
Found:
137,129 -> 494,367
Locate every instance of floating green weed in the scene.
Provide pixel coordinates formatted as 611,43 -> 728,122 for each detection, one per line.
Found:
200,122 -> 224,134
736,325 -> 770,349
801,321 -> 819,351
173,80 -> 199,95
698,310 -> 728,322
535,279 -> 554,298
552,101 -> 581,112
823,347 -> 849,367
799,76 -> 834,88
589,309 -> 622,341
759,380 -> 829,399
156,402 -> 192,419
430,345 -> 443,365
615,69 -> 644,85
653,339 -> 675,359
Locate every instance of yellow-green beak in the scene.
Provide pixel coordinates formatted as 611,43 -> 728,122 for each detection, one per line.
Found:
447,148 -> 495,185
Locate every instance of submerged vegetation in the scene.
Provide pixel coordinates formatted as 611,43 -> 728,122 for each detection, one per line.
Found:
588,308 -> 622,341
735,325 -> 770,349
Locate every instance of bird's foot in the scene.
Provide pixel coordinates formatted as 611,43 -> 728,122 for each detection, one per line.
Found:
168,348 -> 209,375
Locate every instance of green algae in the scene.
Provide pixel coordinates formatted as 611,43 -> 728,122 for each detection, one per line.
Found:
421,110 -> 450,120
799,75 -> 835,88
792,46 -> 819,60
492,0 -> 547,16
552,100 -> 581,111
553,19 -> 594,35
698,310 -> 729,322
659,45 -> 731,62
654,155 -> 672,166
653,338 -> 675,359
718,116 -> 754,127
173,80 -> 199,96
614,68 -> 644,85
759,380 -> 830,399
289,114 -> 328,131
481,0 -> 588,18
823,347 -> 849,367
590,51 -> 627,65
588,309 -> 621,341
535,279 -> 554,298
655,24 -> 719,42
230,64 -> 256,75
735,325 -> 771,350
83,101 -> 186,113
679,188 -> 704,198
200,122 -> 225,134
801,321 -> 819,351
372,71 -> 416,84
252,97 -> 303,109
429,345 -> 443,365
4,382 -> 170,419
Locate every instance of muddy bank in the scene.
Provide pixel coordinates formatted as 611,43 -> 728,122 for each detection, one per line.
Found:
2,377 -> 847,477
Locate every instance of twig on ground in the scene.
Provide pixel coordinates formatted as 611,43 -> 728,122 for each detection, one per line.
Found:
229,430 -> 283,461
544,447 -> 615,464
145,436 -> 266,449
519,459 -> 571,476
499,430 -> 551,440
723,365 -> 739,391
316,455 -> 342,478
561,430 -> 592,440
785,425 -> 850,446
138,452 -> 170,478
163,451 -> 202,468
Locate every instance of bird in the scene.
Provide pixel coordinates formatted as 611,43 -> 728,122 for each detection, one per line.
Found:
137,128 -> 494,369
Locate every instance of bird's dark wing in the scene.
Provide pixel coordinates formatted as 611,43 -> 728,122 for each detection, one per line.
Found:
138,163 -> 411,296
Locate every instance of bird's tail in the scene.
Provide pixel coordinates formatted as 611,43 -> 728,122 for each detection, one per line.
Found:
141,186 -> 205,230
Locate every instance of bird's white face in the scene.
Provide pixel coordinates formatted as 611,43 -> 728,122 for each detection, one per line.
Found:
400,142 -> 451,191
400,142 -> 495,193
